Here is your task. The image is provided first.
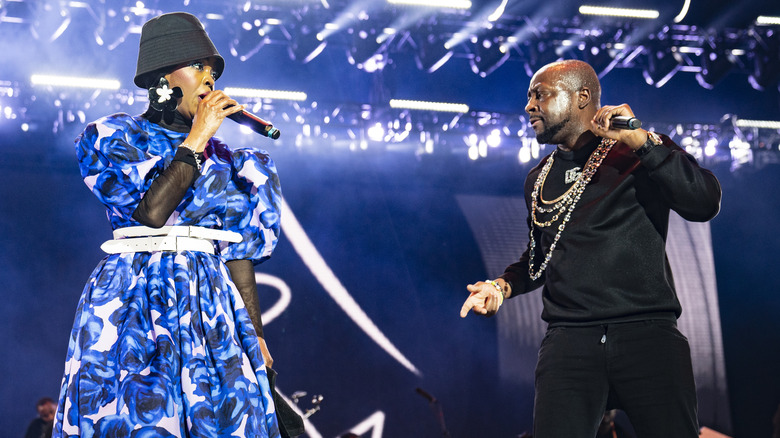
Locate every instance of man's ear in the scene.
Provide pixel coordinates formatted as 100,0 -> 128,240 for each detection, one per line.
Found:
577,87 -> 592,109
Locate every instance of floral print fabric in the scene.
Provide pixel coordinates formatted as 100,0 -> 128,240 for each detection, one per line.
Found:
54,113 -> 282,438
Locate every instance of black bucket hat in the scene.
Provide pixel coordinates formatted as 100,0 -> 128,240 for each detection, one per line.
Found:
134,12 -> 225,88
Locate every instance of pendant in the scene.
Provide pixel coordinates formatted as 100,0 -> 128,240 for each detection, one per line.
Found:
564,167 -> 582,184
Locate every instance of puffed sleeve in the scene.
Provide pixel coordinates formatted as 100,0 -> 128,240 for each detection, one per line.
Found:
76,114 -> 166,223
220,148 -> 282,264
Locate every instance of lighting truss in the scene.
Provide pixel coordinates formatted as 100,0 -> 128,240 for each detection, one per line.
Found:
2,0 -> 779,173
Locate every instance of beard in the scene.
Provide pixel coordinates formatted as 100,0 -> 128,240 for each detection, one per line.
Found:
535,114 -> 571,145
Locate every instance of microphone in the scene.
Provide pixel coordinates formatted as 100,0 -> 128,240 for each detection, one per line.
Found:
610,116 -> 642,130
415,387 -> 437,403
227,109 -> 281,139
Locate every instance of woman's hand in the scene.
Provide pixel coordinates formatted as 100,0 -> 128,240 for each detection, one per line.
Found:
258,337 -> 274,369
186,90 -> 244,152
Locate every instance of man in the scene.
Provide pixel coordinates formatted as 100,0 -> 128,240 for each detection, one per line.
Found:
25,397 -> 56,438
460,60 -> 721,437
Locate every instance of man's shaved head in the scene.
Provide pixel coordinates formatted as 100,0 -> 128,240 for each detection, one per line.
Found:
536,59 -> 601,109
525,59 -> 604,148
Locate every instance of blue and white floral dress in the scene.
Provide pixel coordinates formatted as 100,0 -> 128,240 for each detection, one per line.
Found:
54,113 -> 282,438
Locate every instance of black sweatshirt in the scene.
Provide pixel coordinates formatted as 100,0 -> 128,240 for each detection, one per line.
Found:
500,134 -> 721,326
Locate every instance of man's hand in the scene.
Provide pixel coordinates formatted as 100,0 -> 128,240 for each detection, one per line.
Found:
590,104 -> 649,150
460,280 -> 505,318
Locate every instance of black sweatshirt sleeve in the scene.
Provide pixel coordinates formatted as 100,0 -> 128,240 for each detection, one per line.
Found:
638,136 -> 722,222
132,147 -> 200,228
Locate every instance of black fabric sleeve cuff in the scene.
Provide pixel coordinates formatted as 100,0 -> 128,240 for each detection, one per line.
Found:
172,147 -> 200,169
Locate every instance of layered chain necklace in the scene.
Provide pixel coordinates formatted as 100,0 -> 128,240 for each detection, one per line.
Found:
528,137 -> 616,280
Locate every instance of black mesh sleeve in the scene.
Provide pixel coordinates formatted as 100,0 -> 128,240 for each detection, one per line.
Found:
131,147 -> 200,228
226,259 -> 265,338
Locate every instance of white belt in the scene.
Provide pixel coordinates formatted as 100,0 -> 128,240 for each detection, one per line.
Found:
101,226 -> 243,254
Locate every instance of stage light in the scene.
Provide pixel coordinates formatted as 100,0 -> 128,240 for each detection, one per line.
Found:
390,99 -> 469,113
486,129 -> 501,147
695,38 -> 734,89
224,87 -> 308,101
642,47 -> 683,88
367,123 -> 385,141
578,5 -> 659,19
518,144 -> 532,163
478,139 -> 488,157
30,74 -> 121,90
756,16 -> 780,26
734,119 -> 780,129
347,17 -> 394,72
747,29 -> 780,91
387,0 -> 471,9
672,0 -> 691,23
468,144 -> 479,160
469,31 -> 511,78
488,0 -> 509,22
413,26 -> 453,73
729,136 -> 753,168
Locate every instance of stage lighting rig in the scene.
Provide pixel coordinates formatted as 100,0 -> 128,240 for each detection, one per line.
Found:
521,38 -> 564,78
469,29 -> 512,78
411,24 -> 454,73
695,35 -> 735,89
30,0 -> 71,42
92,2 -> 137,51
285,6 -> 329,63
642,44 -> 683,88
227,6 -> 277,62
347,15 -> 395,72
747,28 -> 780,91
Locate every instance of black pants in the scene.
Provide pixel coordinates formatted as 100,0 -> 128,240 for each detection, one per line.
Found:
533,320 -> 699,438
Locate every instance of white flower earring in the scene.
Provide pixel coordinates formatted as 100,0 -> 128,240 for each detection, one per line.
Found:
148,77 -> 182,113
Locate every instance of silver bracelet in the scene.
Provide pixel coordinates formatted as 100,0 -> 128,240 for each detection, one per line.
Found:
486,279 -> 504,305
180,143 -> 201,171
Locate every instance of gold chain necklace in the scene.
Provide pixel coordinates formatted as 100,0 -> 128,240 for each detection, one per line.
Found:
538,165 -> 580,205
528,138 -> 616,280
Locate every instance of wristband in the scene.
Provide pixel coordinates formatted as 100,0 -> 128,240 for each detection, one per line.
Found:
634,131 -> 662,158
486,280 -> 504,306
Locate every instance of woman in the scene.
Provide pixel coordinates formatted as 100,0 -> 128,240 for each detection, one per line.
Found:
54,12 -> 283,437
